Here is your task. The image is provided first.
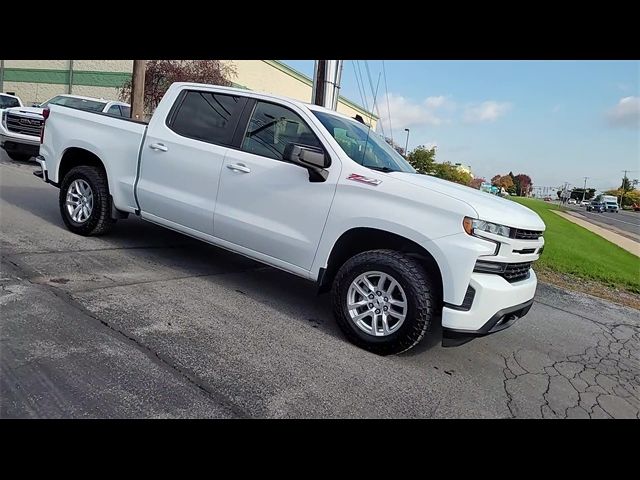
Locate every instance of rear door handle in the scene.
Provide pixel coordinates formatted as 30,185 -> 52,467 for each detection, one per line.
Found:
149,143 -> 168,152
226,163 -> 251,173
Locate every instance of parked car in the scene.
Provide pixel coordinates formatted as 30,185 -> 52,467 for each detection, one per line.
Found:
37,82 -> 546,354
0,93 -> 23,110
586,201 -> 606,213
567,198 -> 577,205
633,203 -> 640,212
580,200 -> 590,207
1,94 -> 130,162
543,196 -> 552,202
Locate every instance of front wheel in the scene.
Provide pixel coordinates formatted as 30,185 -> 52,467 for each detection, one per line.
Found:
59,165 -> 115,236
332,249 -> 435,355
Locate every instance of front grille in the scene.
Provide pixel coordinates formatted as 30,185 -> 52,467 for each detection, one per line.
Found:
5,113 -> 43,136
513,248 -> 536,254
503,262 -> 532,282
512,228 -> 543,240
474,260 -> 532,283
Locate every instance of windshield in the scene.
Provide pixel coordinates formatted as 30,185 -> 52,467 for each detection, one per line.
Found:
0,95 -> 20,109
41,95 -> 107,112
312,110 -> 416,173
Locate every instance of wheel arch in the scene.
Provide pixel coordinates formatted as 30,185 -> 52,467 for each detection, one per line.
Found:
318,227 -> 444,306
57,147 -> 109,192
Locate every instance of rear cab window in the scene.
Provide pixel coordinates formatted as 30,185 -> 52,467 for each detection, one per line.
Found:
167,90 -> 247,146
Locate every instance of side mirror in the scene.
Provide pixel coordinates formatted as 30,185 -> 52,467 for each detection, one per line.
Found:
284,143 -> 330,182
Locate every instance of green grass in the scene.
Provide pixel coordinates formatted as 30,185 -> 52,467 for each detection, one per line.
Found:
511,197 -> 640,294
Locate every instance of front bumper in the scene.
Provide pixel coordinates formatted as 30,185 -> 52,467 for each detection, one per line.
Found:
1,138 -> 40,157
441,269 -> 537,347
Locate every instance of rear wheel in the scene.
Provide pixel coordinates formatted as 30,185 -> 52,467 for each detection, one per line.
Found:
332,249 -> 435,355
59,165 -> 115,236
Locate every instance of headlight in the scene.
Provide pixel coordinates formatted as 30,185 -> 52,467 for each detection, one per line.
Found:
463,217 -> 511,238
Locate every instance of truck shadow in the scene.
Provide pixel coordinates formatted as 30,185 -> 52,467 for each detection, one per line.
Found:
2,182 -> 442,355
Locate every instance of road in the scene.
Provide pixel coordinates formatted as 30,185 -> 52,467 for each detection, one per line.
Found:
563,204 -> 640,241
2,153 -> 639,418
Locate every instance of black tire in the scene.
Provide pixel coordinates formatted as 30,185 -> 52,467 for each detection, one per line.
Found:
59,165 -> 115,236
7,152 -> 32,162
331,249 -> 435,355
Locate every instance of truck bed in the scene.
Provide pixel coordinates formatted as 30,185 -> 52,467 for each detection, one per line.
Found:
41,104 -> 148,213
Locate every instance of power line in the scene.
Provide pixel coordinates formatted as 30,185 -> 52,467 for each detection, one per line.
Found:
354,61 -> 371,126
363,61 -> 387,135
351,61 -> 368,125
382,60 -> 394,146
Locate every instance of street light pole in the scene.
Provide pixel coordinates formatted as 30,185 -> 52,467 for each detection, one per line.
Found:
581,176 -> 589,203
404,128 -> 410,157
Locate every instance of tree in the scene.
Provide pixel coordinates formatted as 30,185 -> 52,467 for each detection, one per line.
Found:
406,145 -> 437,174
469,177 -> 486,189
514,174 -> 532,196
491,175 -> 501,186
570,188 -> 595,201
119,60 -> 237,114
384,137 -> 406,157
619,176 -> 639,206
431,162 -> 473,186
496,175 -> 515,192
606,188 -> 640,208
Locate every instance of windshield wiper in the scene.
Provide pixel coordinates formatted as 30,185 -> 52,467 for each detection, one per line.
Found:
366,166 -> 397,173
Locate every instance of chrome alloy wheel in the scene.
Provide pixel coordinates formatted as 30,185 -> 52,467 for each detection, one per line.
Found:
66,179 -> 93,223
347,271 -> 408,337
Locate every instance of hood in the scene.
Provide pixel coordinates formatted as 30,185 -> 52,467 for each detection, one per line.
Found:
6,106 -> 44,118
388,172 -> 546,231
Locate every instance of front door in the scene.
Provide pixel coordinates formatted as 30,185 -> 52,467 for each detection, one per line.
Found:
214,100 -> 340,271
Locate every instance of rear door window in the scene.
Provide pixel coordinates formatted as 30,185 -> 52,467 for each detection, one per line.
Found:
168,90 -> 245,146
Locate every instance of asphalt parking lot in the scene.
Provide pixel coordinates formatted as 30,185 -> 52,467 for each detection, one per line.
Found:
1,154 -> 639,418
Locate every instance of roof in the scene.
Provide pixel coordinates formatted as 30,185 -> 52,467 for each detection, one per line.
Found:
172,83 -> 371,124
47,93 -> 130,107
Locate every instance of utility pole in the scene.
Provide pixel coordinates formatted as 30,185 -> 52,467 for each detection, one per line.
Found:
312,60 -> 327,107
312,60 -> 343,111
581,176 -> 589,202
130,60 -> 146,120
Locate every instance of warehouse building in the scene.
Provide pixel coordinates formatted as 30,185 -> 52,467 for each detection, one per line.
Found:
0,60 -> 377,126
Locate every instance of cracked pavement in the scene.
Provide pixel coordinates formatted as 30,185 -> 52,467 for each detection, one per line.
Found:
1,154 -> 639,418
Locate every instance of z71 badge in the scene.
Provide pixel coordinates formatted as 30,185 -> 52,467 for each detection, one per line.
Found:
346,173 -> 382,186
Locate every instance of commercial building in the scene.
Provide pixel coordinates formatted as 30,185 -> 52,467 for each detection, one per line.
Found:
0,60 -> 377,126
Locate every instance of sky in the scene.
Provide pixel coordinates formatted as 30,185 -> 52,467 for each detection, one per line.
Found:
283,60 -> 639,193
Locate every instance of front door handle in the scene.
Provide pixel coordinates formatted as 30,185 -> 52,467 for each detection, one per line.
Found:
227,163 -> 251,173
149,143 -> 168,152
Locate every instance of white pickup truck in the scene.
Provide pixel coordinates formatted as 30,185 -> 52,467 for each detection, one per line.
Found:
37,82 -> 545,354
1,94 -> 130,161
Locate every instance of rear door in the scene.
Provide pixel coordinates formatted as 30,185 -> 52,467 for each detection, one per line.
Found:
136,89 -> 248,235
